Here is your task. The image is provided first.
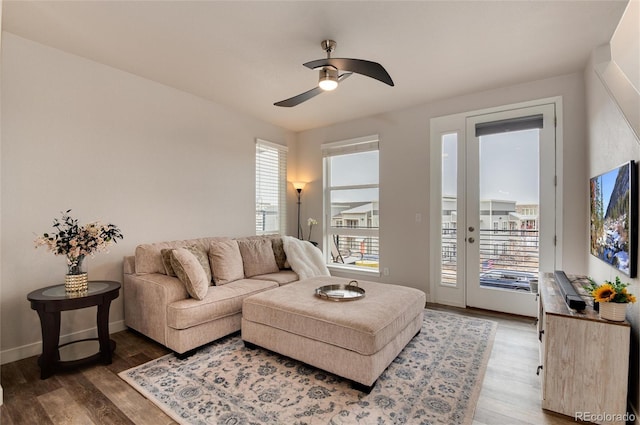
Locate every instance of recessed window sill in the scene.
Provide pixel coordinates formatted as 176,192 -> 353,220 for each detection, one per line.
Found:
327,264 -> 381,278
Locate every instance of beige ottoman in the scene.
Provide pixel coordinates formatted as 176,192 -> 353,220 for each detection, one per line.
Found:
241,276 -> 426,392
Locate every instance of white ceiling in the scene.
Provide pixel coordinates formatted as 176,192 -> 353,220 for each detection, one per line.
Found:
2,1 -> 628,132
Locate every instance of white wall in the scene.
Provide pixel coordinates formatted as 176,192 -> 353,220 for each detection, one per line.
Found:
585,0 -> 640,414
0,0 -> 5,406
610,0 -> 640,93
0,33 -> 293,363
295,72 -> 587,293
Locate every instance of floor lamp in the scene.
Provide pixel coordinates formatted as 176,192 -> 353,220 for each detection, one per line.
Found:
292,182 -> 306,239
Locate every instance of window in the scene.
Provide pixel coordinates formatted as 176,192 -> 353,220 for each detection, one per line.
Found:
323,136 -> 379,271
255,139 -> 287,235
346,219 -> 359,228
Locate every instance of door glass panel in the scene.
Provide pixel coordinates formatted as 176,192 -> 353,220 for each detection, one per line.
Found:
478,129 -> 539,292
441,133 -> 457,286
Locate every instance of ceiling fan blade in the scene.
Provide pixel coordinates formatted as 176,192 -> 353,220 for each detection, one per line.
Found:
274,86 -> 323,107
304,58 -> 394,86
274,73 -> 352,107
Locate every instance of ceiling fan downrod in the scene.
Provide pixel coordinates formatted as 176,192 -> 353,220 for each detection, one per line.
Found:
321,40 -> 337,57
318,40 -> 339,90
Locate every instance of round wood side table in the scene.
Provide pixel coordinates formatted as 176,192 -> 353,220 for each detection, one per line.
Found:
27,280 -> 121,379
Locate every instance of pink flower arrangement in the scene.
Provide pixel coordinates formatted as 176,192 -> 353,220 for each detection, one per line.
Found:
35,210 -> 123,274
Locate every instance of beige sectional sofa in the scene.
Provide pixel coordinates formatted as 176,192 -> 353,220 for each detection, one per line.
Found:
123,235 -> 298,356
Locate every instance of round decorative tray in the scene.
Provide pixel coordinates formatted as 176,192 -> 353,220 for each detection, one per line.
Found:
315,280 -> 365,301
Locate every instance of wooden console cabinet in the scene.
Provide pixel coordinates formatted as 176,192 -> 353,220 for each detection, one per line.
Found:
538,274 -> 630,425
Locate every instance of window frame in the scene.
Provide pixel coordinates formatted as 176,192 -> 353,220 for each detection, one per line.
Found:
322,135 -> 380,273
255,139 -> 288,236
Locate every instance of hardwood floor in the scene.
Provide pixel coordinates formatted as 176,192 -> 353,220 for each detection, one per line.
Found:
1,306 -> 579,425
427,305 -> 577,425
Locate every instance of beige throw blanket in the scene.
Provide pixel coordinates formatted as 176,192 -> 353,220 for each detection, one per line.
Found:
282,236 -> 330,280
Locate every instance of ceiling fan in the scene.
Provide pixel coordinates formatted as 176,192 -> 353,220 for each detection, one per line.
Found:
274,40 -> 394,107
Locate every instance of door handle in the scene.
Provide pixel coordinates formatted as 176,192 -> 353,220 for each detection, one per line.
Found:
468,237 -> 475,243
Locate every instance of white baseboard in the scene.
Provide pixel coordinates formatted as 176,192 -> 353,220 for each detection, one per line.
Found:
0,320 -> 126,365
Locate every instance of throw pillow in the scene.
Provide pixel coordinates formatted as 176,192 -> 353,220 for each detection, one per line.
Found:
270,237 -> 288,270
208,239 -> 245,285
237,238 -> 279,277
160,248 -> 177,276
184,245 -> 212,284
170,248 -> 209,300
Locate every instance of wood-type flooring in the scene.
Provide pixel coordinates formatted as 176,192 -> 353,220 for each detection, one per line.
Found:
1,305 -> 581,425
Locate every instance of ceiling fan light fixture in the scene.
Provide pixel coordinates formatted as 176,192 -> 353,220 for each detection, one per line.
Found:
318,68 -> 338,91
274,39 -> 393,107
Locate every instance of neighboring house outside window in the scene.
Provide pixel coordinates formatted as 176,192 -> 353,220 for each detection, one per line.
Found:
322,135 -> 379,271
255,139 -> 287,235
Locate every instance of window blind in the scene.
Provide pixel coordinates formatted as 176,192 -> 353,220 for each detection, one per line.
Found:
321,135 -> 379,157
475,114 -> 543,137
256,139 -> 287,235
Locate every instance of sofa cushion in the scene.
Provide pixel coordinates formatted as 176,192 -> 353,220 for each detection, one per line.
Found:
135,236 -> 230,274
170,248 -> 209,300
209,239 -> 244,285
238,238 -> 279,277
244,235 -> 289,270
250,270 -> 298,286
167,278 -> 278,330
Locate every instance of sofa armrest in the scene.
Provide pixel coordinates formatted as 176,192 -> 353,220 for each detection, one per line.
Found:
123,272 -> 189,346
123,255 -> 135,275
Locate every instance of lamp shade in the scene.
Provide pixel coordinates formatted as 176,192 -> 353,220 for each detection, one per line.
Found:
292,182 -> 306,191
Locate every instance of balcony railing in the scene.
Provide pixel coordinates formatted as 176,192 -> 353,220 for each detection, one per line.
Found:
441,229 -> 539,285
478,228 -> 539,272
329,234 -> 379,268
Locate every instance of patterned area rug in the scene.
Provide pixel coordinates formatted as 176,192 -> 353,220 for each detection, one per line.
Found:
119,309 -> 496,425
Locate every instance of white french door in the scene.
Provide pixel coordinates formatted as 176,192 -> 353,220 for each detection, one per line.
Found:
430,101 -> 559,317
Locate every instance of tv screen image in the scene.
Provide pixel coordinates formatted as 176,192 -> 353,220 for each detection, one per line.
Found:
590,160 -> 637,277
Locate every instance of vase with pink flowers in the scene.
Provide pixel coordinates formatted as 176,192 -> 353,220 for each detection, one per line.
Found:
35,210 -> 123,292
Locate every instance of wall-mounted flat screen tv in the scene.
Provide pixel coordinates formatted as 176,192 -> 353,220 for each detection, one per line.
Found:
590,160 -> 637,277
